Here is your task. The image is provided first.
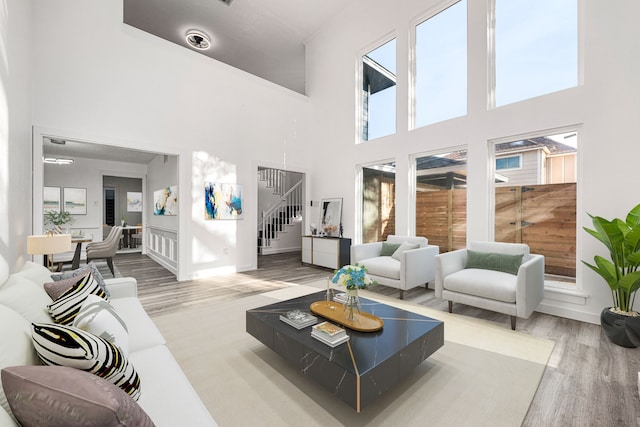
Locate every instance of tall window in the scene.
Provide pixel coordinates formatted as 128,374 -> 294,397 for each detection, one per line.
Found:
493,0 -> 578,107
415,0 -> 467,128
362,39 -> 396,141
493,131 -> 578,284
362,162 -> 396,242
414,149 -> 468,252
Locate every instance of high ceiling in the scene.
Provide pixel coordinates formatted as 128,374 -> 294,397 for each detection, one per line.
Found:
44,1 -> 349,163
123,0 -> 350,94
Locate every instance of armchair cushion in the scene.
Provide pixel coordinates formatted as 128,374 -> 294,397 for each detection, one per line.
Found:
359,257 -> 401,280
465,250 -> 523,275
380,242 -> 401,256
443,268 -> 518,303
391,242 -> 419,261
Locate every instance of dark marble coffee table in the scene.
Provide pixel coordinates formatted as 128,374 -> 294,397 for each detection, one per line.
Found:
246,291 -> 444,412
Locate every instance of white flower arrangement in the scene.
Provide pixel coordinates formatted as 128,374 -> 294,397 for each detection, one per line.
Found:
331,264 -> 374,290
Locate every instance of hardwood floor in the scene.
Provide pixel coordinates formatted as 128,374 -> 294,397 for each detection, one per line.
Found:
113,252 -> 640,426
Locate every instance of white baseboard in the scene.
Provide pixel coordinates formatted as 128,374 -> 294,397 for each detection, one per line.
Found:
260,246 -> 301,255
147,251 -> 177,276
536,302 -> 600,325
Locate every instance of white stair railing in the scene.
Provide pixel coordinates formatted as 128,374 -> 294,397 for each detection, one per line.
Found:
258,168 -> 286,195
259,179 -> 303,248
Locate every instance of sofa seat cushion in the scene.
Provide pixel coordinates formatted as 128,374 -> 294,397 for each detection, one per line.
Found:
1,365 -> 155,427
110,298 -> 166,352
358,257 -> 401,280
443,268 -> 517,303
0,277 -> 53,323
0,305 -> 42,417
0,405 -> 13,426
129,345 -> 216,426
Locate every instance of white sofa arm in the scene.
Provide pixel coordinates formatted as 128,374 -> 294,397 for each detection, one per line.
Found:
104,277 -> 138,299
351,242 -> 383,263
435,249 -> 467,298
516,254 -> 545,318
401,245 -> 439,289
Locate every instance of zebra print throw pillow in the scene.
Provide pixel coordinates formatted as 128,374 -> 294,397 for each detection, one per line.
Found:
31,323 -> 141,400
47,272 -> 109,325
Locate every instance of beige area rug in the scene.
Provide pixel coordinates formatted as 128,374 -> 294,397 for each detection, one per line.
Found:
151,281 -> 555,427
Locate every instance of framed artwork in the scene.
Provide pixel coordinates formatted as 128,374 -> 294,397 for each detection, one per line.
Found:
43,186 -> 61,213
204,182 -> 243,220
153,185 -> 178,216
63,187 -> 87,215
127,192 -> 143,212
320,198 -> 342,237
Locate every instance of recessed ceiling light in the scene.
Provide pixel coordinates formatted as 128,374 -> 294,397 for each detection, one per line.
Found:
185,30 -> 211,50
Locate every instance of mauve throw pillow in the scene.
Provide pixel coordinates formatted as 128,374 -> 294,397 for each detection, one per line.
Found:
1,365 -> 155,427
44,270 -> 91,300
51,263 -> 110,298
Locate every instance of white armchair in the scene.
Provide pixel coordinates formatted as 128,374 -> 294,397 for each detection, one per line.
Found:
351,235 -> 439,299
435,241 -> 544,330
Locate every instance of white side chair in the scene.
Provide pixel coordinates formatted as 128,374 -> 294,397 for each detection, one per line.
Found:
351,235 -> 439,299
435,241 -> 544,330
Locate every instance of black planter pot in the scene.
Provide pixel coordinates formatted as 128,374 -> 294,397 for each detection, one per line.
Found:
600,307 -> 640,348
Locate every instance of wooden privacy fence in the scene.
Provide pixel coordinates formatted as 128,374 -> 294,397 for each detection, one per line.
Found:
416,182 -> 576,277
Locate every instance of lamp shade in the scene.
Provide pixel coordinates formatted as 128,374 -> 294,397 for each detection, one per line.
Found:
27,234 -> 72,255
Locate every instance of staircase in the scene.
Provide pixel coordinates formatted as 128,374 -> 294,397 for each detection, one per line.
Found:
258,168 -> 303,254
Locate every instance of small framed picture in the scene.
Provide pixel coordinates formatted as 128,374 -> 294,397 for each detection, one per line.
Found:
63,187 -> 87,215
43,186 -> 61,213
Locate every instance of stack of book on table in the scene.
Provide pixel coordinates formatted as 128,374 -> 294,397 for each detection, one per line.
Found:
311,321 -> 350,347
279,310 -> 318,329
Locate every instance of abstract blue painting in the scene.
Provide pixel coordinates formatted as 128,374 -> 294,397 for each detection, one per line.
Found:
205,182 -> 243,220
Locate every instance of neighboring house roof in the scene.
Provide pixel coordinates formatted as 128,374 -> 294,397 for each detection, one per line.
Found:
495,136 -> 576,156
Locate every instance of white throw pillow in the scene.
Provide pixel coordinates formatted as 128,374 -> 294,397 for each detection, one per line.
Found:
73,294 -> 130,355
391,242 -> 419,261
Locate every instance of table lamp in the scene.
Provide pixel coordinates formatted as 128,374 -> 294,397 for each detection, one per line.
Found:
27,232 -> 72,271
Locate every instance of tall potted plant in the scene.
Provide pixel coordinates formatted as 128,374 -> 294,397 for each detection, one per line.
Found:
583,203 -> 640,347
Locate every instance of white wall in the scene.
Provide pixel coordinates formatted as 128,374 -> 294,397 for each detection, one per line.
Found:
0,0 -> 33,282
147,154 -> 178,231
30,0 -> 313,280
304,0 -> 640,323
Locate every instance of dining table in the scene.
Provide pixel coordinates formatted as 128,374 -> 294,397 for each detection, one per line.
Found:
70,235 -> 93,269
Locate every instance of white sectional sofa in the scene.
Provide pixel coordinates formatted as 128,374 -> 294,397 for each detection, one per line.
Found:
351,235 -> 439,299
0,261 -> 216,426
